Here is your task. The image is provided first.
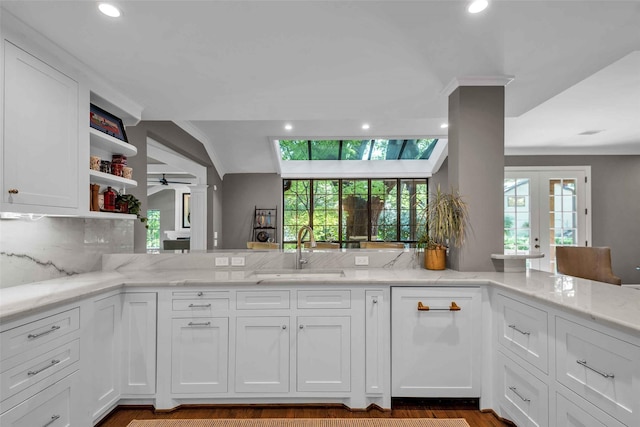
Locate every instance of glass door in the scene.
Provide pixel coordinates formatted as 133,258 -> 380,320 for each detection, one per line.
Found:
505,167 -> 591,272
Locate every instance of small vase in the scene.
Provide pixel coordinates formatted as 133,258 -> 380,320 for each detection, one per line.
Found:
425,248 -> 446,270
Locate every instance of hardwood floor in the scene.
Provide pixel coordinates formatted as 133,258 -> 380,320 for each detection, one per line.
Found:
97,400 -> 514,427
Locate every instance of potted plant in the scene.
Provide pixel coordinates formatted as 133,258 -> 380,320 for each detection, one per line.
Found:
116,193 -> 148,228
416,185 -> 469,270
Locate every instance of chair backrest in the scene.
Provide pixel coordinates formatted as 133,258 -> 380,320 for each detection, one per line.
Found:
247,242 -> 279,250
304,242 -> 341,249
359,241 -> 405,249
556,246 -> 622,285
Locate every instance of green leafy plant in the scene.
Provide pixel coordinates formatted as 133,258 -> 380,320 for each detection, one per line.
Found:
417,185 -> 469,250
116,193 -> 148,228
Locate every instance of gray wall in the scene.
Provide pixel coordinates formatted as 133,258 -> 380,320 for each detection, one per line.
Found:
148,189 -> 176,250
221,173 -> 282,249
506,155 -> 640,284
127,121 -> 223,251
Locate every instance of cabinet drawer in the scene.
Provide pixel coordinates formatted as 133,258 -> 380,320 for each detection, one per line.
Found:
556,316 -> 640,426
1,339 -> 79,403
497,294 -> 548,374
0,371 -> 79,427
1,308 -> 79,361
497,351 -> 548,427
172,291 -> 230,314
237,290 -> 290,310
556,392 -> 626,427
297,290 -> 351,309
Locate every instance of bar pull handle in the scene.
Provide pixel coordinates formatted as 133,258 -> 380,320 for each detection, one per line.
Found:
28,359 -> 60,376
417,301 -> 461,311
8,189 -> 19,194
188,303 -> 212,308
28,325 -> 61,339
43,415 -> 60,427
508,324 -> 531,336
577,360 -> 615,378
508,386 -> 531,402
187,322 -> 211,327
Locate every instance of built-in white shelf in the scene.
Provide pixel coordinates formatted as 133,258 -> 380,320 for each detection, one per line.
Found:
89,127 -> 137,157
89,170 -> 137,189
83,211 -> 136,220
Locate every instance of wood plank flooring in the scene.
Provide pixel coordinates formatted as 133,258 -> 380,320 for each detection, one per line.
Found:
97,400 -> 514,427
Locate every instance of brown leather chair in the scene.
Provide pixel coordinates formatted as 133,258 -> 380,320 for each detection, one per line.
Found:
556,246 -> 622,285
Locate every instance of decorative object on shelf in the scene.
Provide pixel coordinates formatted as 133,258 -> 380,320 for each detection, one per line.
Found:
100,160 -> 111,174
182,193 -> 191,228
111,163 -> 123,177
252,206 -> 277,243
103,186 -> 117,211
90,155 -> 100,171
90,103 -> 128,142
90,184 -> 100,211
111,154 -> 127,165
416,185 -> 469,270
116,192 -> 148,228
123,166 -> 133,180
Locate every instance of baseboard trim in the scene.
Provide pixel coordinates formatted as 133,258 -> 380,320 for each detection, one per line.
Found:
480,408 -> 517,426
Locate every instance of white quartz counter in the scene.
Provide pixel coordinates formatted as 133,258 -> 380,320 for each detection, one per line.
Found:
1,260 -> 639,336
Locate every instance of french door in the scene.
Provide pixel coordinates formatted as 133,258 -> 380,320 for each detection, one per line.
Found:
504,167 -> 591,272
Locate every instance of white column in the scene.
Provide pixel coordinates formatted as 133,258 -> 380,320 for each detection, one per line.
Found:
188,184 -> 208,251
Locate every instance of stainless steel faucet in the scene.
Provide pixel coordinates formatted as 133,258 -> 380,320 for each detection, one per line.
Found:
296,225 -> 316,269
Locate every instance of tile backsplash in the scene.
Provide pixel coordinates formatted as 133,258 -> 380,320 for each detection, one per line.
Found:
0,217 -> 133,288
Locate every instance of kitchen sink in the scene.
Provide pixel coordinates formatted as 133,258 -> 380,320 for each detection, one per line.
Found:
248,269 -> 345,279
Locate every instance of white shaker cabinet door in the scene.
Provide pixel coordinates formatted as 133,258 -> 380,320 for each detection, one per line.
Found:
171,317 -> 229,394
121,293 -> 157,396
296,316 -> 351,393
2,41 -> 79,212
235,316 -> 290,393
391,287 -> 482,397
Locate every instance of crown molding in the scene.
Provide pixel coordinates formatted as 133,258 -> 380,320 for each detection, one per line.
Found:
442,75 -> 515,97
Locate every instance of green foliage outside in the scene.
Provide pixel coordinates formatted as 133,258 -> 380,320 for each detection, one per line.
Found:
146,210 -> 160,252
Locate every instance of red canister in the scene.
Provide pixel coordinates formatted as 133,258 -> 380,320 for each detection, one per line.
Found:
103,186 -> 116,211
111,163 -> 124,177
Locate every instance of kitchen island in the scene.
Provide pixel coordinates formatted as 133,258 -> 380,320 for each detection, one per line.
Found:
1,251 -> 639,427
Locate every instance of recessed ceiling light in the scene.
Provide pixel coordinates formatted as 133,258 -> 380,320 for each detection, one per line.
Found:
98,3 -> 121,18
468,0 -> 488,14
440,123 -> 449,129
284,124 -> 293,131
362,123 -> 370,130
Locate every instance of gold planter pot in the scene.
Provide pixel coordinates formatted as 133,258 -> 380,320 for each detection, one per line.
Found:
424,248 -> 446,270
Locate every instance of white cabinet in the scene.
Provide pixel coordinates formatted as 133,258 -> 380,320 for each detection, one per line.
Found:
391,286 -> 482,397
0,372 -> 81,427
496,351 -> 549,427
91,294 -> 122,420
1,41 -> 79,214
365,290 -> 385,395
170,317 -> 229,394
556,392 -> 625,427
296,316 -> 351,393
235,316 -> 290,393
555,316 -> 640,427
121,293 -> 156,396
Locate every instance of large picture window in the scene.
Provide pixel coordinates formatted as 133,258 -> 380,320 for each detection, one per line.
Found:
283,178 -> 427,249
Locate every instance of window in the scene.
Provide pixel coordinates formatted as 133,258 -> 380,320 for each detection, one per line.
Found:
279,139 -> 439,161
146,209 -> 160,253
283,178 -> 427,249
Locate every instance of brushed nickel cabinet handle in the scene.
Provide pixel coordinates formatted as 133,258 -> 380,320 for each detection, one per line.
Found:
577,359 -> 615,378
508,386 -> 531,402
28,359 -> 60,376
188,303 -> 212,308
28,325 -> 60,339
188,321 -> 211,327
43,415 -> 60,427
508,324 -> 531,336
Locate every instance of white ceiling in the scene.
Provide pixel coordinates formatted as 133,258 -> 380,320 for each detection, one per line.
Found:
2,0 -> 639,177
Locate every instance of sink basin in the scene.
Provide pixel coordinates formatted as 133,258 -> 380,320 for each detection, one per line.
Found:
249,269 -> 345,280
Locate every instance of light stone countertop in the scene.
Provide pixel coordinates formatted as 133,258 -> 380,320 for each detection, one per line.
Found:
1,261 -> 639,337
